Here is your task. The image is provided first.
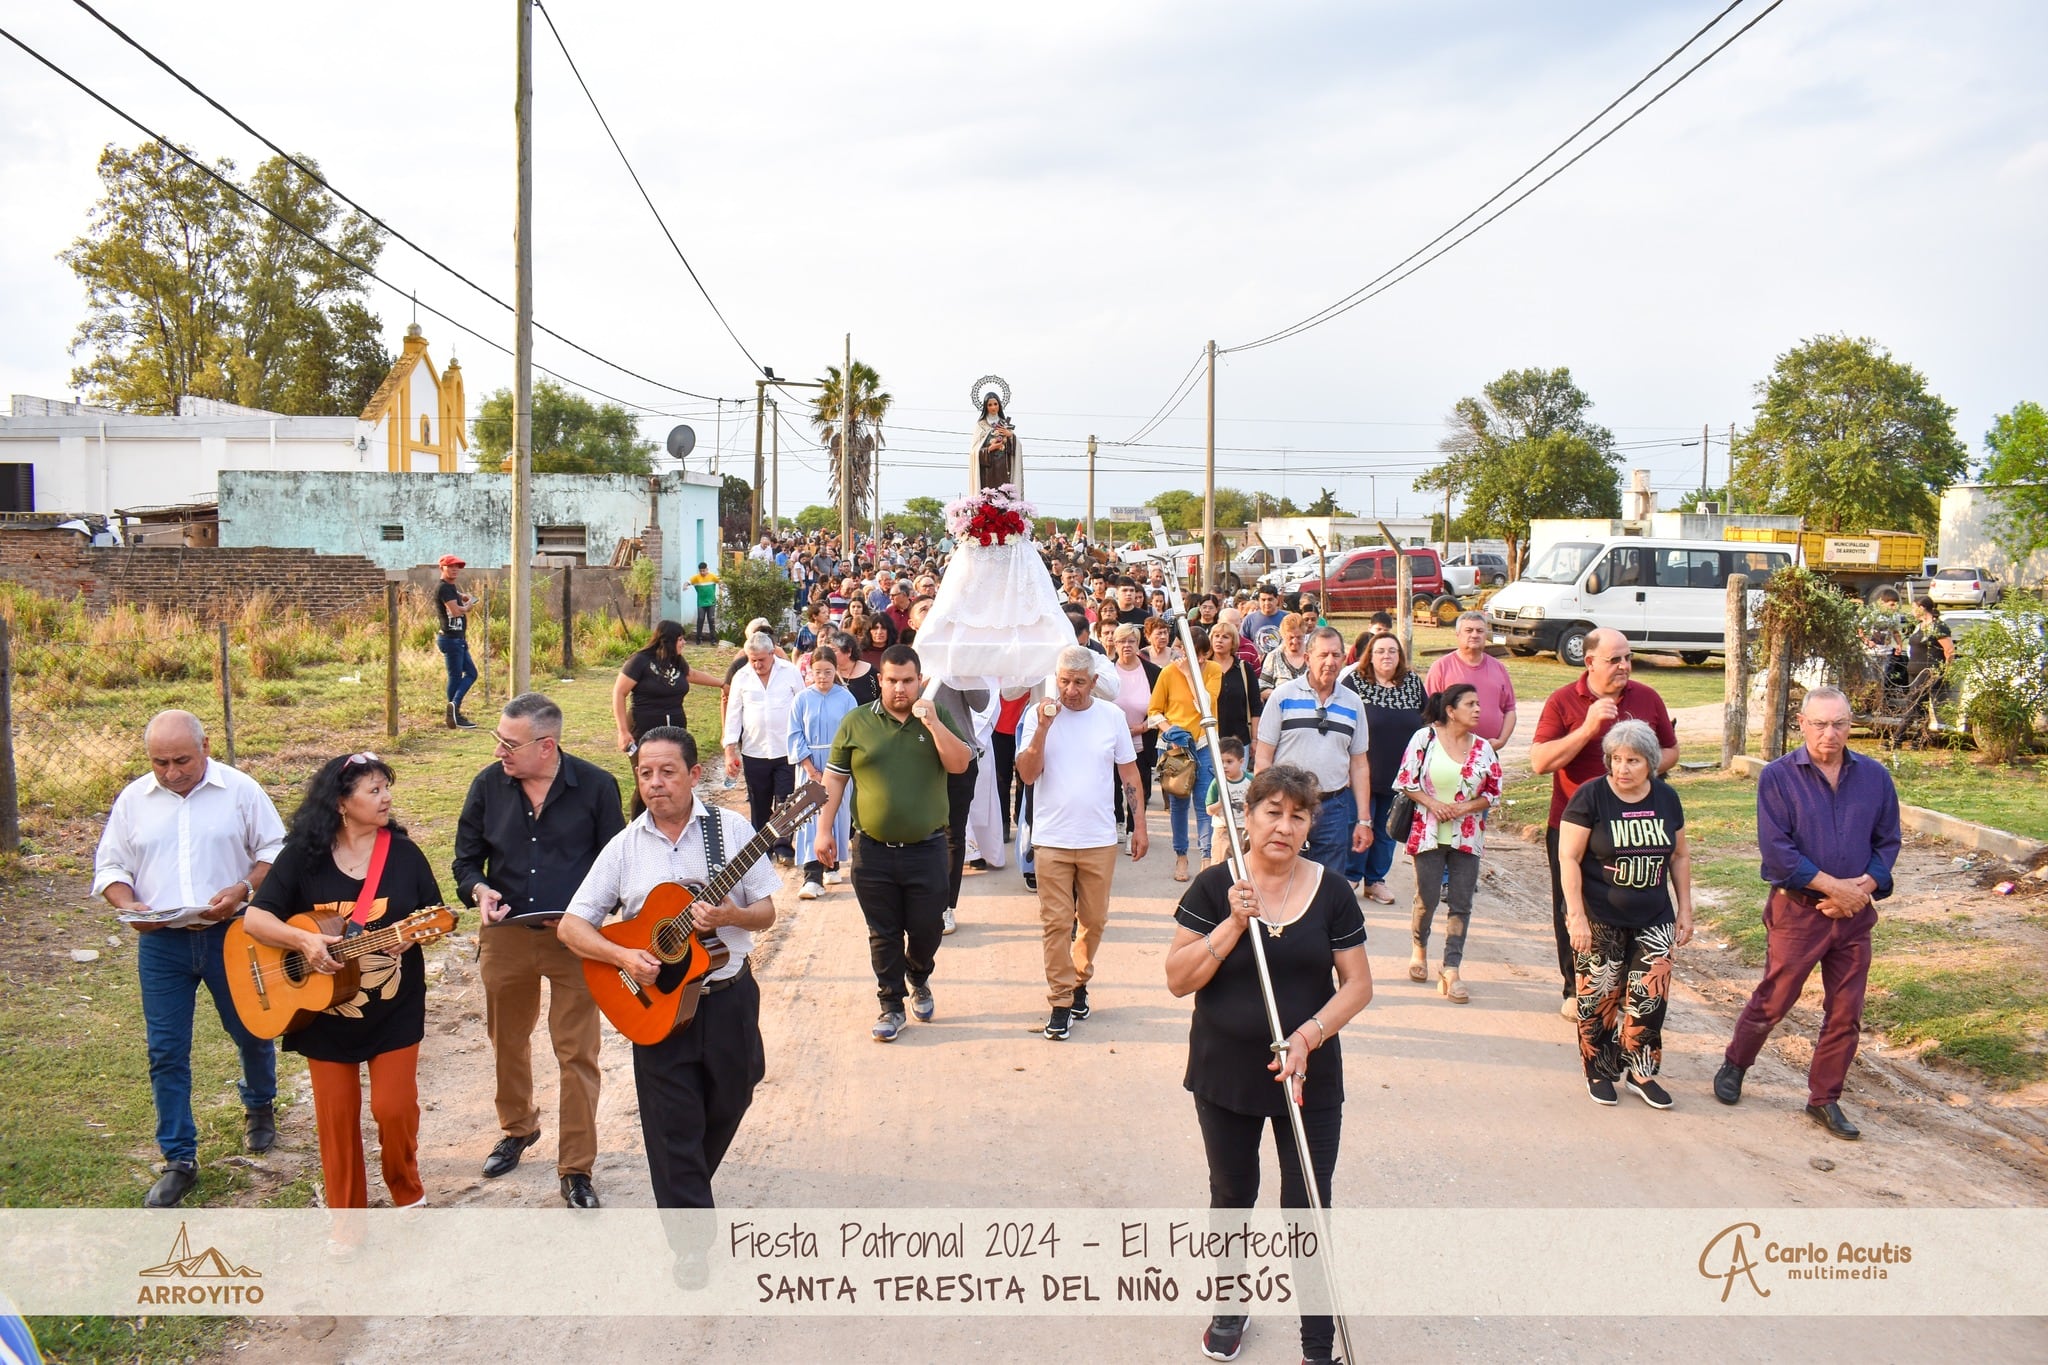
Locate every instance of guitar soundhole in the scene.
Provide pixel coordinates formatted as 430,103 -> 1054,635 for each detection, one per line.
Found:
653,918 -> 690,962
281,951 -> 309,986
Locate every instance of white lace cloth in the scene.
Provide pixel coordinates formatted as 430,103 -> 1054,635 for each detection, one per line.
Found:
913,536 -> 1071,689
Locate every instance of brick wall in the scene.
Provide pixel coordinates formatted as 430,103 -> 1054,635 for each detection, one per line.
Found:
0,531 -> 388,619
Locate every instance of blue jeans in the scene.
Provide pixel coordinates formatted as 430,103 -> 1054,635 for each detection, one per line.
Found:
1352,790 -> 1398,886
438,632 -> 477,708
1305,787 -> 1357,879
1165,733 -> 1214,858
138,921 -> 276,1164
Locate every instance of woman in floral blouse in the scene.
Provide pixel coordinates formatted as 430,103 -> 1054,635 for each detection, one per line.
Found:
1392,682 -> 1502,1003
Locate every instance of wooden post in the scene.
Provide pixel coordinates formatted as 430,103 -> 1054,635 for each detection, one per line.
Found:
561,565 -> 575,672
0,619 -> 19,854
386,581 -> 400,739
511,0 -> 535,695
1376,518 -> 1412,662
1722,573 -> 1749,767
217,622 -> 236,768
1761,624 -> 1792,760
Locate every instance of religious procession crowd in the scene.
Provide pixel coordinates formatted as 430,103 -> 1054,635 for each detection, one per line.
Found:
91,522 -> 1900,1364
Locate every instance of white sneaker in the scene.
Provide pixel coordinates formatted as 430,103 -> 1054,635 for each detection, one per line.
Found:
799,880 -> 823,900
1560,997 -> 1578,1021
941,908 -> 957,935
824,868 -> 841,886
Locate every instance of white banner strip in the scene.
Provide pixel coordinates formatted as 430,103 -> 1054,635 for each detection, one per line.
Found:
2,1209 -> 2041,1317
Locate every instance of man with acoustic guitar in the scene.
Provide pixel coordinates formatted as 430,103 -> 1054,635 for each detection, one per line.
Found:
558,727 -> 780,1275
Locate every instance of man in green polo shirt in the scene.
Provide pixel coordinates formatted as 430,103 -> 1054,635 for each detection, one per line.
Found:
815,644 -> 974,1042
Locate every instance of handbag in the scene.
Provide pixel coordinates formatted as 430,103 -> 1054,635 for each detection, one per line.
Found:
1157,742 -> 1197,799
1381,733 -> 1432,843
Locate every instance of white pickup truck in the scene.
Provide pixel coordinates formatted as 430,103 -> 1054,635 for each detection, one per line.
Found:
1222,544 -> 1305,590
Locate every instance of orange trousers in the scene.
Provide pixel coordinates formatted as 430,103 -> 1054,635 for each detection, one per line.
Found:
306,1044 -> 423,1209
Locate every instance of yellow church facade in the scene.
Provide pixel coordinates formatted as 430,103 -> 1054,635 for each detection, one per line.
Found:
358,322 -> 467,472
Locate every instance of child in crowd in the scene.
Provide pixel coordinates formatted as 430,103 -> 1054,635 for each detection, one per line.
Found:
788,645 -> 856,900
1204,737 -> 1251,865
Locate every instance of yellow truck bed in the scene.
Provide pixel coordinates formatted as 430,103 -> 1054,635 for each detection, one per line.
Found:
1723,527 -> 1924,571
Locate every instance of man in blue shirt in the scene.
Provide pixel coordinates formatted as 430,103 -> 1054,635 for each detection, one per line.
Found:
1715,686 -> 1901,1139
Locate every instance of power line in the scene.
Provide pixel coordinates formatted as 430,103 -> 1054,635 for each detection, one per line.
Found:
1116,349 -> 1209,446
62,0 -> 742,404
1225,0 -> 1780,353
533,1 -> 765,376
0,23 -> 693,419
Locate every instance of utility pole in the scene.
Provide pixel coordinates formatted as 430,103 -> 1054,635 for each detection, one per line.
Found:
1701,422 -> 1710,495
1201,339 -> 1216,592
510,0 -> 534,694
1085,435 -> 1097,547
839,334 -> 854,561
1727,421 -> 1737,511
770,398 -> 780,533
750,381 -> 767,544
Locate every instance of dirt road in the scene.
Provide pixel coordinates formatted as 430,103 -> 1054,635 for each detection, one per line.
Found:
238,780 -> 2047,1364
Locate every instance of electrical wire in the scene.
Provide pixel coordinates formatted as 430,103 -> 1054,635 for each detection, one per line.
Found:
62,0 -> 743,404
1115,349 -> 1209,446
533,1 -> 765,376
0,23 -> 695,419
1225,0 -> 1781,353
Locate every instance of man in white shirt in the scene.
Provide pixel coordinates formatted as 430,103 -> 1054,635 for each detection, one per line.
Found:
1016,647 -> 1146,1040
722,632 -> 804,864
92,710 -> 287,1208
559,727 -> 780,1275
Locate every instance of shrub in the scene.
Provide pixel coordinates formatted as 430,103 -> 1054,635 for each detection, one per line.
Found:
257,683 -> 296,707
248,638 -> 298,680
1949,602 -> 2048,764
719,558 -> 793,639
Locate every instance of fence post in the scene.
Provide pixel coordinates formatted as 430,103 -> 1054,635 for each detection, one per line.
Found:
1761,625 -> 1792,760
478,584 -> 491,711
386,581 -> 400,740
0,619 -> 18,854
1722,573 -> 1750,768
561,564 -> 575,673
217,622 -> 237,769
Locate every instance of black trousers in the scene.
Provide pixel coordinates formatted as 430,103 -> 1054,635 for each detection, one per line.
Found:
695,603 -> 716,643
633,965 -> 765,1212
1114,731 -> 1157,833
851,833 -> 947,1009
1193,1094 -> 1341,1358
990,731 -> 1018,843
944,759 -> 979,909
1545,826 -> 1574,998
741,754 -> 796,858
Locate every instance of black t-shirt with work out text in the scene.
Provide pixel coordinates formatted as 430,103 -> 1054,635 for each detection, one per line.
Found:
1559,776 -> 1685,929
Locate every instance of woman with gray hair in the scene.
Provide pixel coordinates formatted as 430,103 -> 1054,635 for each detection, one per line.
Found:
1558,718 -> 1694,1109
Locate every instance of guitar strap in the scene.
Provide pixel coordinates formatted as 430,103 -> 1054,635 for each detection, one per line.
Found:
350,827 -> 393,927
698,809 -> 727,883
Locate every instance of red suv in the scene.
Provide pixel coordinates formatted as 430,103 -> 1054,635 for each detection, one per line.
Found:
1294,547 -> 1445,614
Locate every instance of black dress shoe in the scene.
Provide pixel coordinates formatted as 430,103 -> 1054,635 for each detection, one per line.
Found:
560,1173 -> 601,1209
244,1104 -> 276,1155
482,1129 -> 541,1178
1713,1062 -> 1746,1106
144,1162 -> 197,1208
1806,1102 -> 1861,1140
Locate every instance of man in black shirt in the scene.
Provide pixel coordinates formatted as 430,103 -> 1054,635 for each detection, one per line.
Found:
434,554 -> 480,729
452,692 -> 625,1208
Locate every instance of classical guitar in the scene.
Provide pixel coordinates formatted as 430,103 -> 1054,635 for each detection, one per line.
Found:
585,781 -> 826,1045
225,907 -> 457,1040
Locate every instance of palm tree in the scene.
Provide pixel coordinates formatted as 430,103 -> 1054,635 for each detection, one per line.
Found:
811,359 -> 891,522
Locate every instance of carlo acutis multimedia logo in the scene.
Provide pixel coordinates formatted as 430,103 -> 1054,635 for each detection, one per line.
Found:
1698,1222 -> 1912,1302
134,1223 -> 265,1307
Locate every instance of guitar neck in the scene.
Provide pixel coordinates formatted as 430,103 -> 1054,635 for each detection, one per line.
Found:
696,820 -> 777,915
336,910 -> 443,960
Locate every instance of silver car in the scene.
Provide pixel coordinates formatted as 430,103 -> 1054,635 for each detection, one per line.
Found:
1927,566 -> 2003,607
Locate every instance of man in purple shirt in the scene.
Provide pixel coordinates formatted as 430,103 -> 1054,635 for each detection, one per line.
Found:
1715,686 -> 1901,1140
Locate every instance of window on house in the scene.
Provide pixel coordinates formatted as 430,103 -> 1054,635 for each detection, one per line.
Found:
0,464 -> 31,514
420,415 -> 431,444
380,525 -> 405,542
536,524 -> 588,561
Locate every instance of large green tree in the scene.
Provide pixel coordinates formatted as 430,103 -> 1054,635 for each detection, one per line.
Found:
63,141 -> 390,415
1981,400 -> 2048,563
1147,487 -> 1297,533
719,475 -> 753,543
811,360 -> 891,521
1730,334 -> 1964,533
793,504 -> 839,533
474,379 -> 654,474
1414,366 -> 1621,574
895,495 -> 948,539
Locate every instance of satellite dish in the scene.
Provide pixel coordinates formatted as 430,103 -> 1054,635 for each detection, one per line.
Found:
665,425 -> 697,461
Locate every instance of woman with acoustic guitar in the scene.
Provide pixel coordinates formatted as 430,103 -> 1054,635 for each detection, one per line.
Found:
242,753 -> 447,1215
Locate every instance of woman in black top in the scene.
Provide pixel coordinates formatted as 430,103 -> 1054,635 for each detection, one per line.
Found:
1166,765 -> 1374,1365
611,619 -> 723,755
244,754 -> 448,1212
1206,621 -> 1262,749
834,630 -> 880,706
1343,632 -> 1429,903
1559,719 -> 1693,1110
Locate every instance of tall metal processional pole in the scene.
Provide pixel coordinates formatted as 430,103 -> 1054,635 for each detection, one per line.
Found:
839,334 -> 854,560
510,0 -> 535,693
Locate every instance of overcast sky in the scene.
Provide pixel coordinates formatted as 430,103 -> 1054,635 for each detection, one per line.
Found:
3,0 -> 2043,522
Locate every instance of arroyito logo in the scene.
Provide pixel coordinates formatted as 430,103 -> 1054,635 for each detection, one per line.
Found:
135,1222 -> 265,1306
1699,1221 -> 1912,1302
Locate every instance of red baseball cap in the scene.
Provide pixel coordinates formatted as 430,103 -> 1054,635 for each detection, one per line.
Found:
438,554 -> 465,568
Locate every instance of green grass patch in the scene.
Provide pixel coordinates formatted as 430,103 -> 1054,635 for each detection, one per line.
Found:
1863,962 -> 2048,1086
26,1312 -> 236,1364
1857,747 -> 2048,842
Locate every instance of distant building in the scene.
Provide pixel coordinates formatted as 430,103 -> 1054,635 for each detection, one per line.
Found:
0,325 -> 471,523
1253,514 -> 1435,551
1939,483 -> 2047,587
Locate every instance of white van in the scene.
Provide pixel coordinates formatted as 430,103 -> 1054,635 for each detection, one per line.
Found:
1487,537 -> 1793,668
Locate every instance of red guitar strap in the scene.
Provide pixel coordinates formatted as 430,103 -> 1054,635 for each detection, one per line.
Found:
350,828 -> 393,926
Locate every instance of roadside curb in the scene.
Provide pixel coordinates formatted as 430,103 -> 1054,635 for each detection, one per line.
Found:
1723,754 -> 2045,863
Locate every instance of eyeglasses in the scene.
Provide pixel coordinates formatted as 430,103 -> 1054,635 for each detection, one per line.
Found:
343,751 -> 379,768
1800,718 -> 1854,732
491,731 -> 550,753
